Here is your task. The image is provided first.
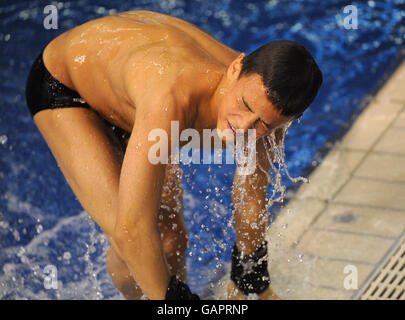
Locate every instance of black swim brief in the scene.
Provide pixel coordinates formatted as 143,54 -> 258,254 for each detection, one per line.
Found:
25,49 -> 92,117
25,49 -> 130,141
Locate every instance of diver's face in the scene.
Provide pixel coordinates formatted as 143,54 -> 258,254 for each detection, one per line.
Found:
217,73 -> 292,141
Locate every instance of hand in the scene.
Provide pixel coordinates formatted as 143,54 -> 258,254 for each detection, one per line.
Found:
226,280 -> 281,300
166,275 -> 200,300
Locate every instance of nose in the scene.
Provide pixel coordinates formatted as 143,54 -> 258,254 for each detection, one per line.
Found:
237,112 -> 261,136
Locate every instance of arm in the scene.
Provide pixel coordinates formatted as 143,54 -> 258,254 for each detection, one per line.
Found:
228,129 -> 284,299
232,129 -> 284,254
113,94 -> 182,300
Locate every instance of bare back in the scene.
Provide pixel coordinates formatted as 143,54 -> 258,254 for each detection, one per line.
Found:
42,10 -> 239,132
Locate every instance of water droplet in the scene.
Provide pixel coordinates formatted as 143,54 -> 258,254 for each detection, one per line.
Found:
74,55 -> 86,64
17,247 -> 25,257
0,135 -> 8,145
36,224 -> 43,233
63,251 -> 71,260
248,293 -> 259,300
13,230 -> 20,241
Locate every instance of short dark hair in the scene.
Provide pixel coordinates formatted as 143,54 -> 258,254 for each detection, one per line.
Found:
239,40 -> 323,119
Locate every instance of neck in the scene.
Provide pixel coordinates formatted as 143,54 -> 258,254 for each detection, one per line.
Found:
193,68 -> 228,133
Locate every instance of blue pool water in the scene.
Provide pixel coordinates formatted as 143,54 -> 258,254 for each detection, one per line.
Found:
0,0 -> 404,299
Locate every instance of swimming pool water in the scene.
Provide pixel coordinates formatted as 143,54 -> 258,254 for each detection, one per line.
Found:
0,0 -> 404,299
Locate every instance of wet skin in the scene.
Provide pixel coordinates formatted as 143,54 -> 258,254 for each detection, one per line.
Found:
41,10 -> 293,299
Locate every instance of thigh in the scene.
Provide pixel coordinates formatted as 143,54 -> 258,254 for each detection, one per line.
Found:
33,107 -> 125,239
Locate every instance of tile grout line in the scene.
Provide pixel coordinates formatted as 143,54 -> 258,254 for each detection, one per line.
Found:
310,227 -> 398,240
286,195 -> 405,214
384,127 -> 405,131
388,98 -> 405,105
348,175 -> 405,186
280,282 -> 356,294
343,148 -> 405,157
301,254 -> 376,266
331,199 -> 405,214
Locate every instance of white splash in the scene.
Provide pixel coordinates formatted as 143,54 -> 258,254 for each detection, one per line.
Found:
74,55 -> 86,64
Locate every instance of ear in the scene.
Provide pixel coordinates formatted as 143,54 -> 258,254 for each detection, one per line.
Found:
226,52 -> 246,82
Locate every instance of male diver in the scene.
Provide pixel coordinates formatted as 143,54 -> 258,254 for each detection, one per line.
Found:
25,10 -> 322,300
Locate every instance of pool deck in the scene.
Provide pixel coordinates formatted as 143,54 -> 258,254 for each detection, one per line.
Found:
265,58 -> 405,299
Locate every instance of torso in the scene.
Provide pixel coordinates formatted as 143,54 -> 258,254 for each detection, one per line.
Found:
43,10 -> 239,134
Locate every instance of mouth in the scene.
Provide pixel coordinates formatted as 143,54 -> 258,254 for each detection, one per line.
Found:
227,120 -> 236,136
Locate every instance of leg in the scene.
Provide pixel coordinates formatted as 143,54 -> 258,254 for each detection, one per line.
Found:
34,108 -> 187,299
33,108 -> 124,246
34,107 -> 140,297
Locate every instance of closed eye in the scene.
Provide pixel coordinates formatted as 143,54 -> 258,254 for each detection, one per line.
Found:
242,97 -> 272,130
261,120 -> 273,130
242,97 -> 253,113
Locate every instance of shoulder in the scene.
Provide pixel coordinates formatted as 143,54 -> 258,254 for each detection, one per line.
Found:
129,80 -> 191,136
124,45 -> 201,129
